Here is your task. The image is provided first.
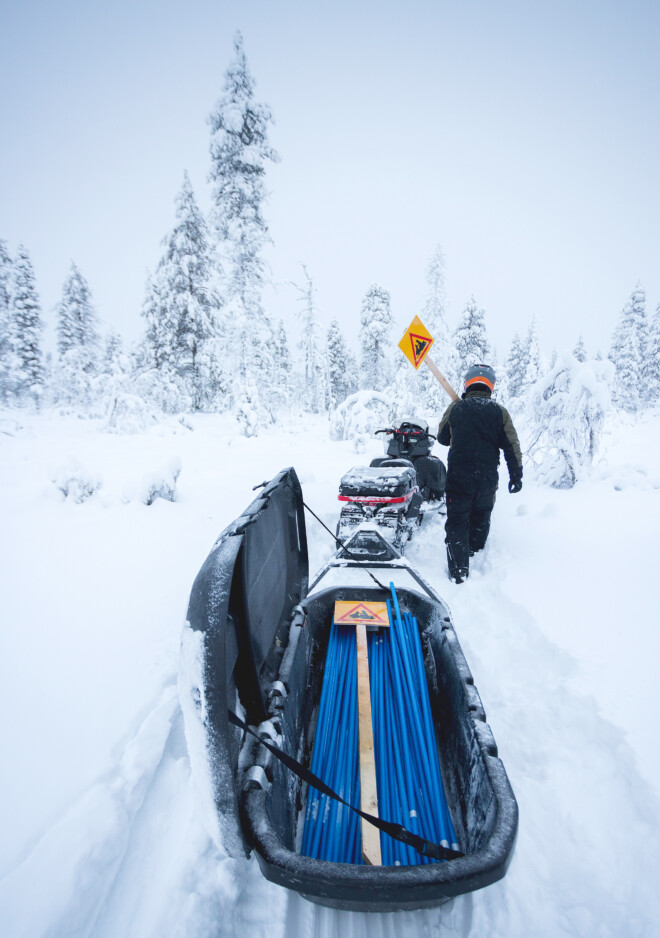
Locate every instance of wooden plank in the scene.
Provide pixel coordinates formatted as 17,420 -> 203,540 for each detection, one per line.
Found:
424,355 -> 460,401
355,623 -> 381,866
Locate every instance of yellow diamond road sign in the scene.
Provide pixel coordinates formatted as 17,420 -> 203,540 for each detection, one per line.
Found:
398,316 -> 434,370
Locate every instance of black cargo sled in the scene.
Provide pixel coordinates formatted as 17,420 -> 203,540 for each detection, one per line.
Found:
180,468 -> 518,912
337,419 -> 447,552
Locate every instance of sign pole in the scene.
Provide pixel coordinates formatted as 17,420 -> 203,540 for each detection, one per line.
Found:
424,355 -> 459,402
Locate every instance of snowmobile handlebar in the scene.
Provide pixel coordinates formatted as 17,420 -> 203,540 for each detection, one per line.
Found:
375,427 -> 437,442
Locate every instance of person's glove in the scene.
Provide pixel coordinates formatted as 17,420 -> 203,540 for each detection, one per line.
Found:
508,478 -> 522,494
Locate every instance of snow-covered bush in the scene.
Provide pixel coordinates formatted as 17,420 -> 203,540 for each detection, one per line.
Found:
330,389 -> 391,452
527,352 -> 614,488
104,391 -> 159,434
139,458 -> 182,506
52,462 -> 102,503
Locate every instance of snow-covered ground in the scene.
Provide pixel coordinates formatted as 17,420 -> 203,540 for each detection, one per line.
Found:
1,407 -> 659,937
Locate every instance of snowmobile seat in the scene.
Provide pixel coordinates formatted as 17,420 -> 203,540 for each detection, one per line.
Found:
369,457 -> 415,469
338,465 -> 417,499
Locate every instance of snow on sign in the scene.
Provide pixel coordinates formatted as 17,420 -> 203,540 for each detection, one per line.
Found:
334,601 -> 390,628
398,316 -> 435,369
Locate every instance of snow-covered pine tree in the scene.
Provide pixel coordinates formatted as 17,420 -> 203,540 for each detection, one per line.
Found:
647,301 -> 660,403
208,32 -> 280,425
326,318 -> 356,410
292,265 -> 328,413
56,262 -> 100,364
163,173 -> 218,410
11,245 -> 44,406
609,284 -> 646,412
573,335 -> 587,362
0,239 -> 13,403
359,283 -> 393,391
521,318 -> 541,392
273,319 -> 292,408
418,244 -> 460,414
53,262 -> 101,409
453,296 -> 490,380
529,352 -> 614,488
504,332 -> 527,402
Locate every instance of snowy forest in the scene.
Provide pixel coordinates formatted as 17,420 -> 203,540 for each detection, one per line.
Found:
1,34 -> 659,489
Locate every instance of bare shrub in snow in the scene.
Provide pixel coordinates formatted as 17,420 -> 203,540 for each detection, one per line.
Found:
140,458 -> 182,505
52,462 -> 102,503
329,390 -> 391,451
527,352 -> 614,488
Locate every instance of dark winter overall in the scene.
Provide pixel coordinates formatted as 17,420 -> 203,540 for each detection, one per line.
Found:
438,386 -> 522,581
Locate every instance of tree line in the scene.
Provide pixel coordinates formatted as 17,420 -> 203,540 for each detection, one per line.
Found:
1,33 -> 659,442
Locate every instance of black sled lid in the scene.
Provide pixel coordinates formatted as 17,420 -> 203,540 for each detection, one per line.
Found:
187,467 -> 308,724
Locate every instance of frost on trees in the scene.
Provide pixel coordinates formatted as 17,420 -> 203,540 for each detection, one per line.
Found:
359,283 -> 393,391
418,244 -> 460,414
292,265 -> 328,413
453,296 -> 490,379
208,31 -> 280,427
528,351 -> 614,488
141,173 -> 220,413
609,283 -> 647,412
11,245 -> 44,407
327,319 -> 357,410
0,239 -> 13,404
54,262 -> 101,409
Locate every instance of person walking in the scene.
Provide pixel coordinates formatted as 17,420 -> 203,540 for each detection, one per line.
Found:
437,364 -> 523,583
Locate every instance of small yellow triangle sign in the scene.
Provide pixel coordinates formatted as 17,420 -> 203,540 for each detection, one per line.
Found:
334,601 -> 390,627
398,316 -> 434,370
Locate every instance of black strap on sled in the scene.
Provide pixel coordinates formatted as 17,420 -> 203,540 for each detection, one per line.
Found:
228,709 -> 464,863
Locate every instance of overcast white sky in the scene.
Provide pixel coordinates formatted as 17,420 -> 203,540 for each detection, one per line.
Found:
1,0 -> 659,363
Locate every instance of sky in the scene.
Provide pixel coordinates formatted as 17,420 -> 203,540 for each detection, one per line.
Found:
1,0 -> 659,364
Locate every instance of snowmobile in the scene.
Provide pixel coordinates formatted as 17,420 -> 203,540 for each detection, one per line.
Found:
336,418 -> 447,553
180,467 -> 518,912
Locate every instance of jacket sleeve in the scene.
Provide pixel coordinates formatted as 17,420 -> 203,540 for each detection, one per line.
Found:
437,402 -> 455,446
498,405 -> 523,482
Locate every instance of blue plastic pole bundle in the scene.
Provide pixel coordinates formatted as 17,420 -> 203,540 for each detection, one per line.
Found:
302,584 -> 458,864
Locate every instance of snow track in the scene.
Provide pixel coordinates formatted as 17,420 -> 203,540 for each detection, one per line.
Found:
1,413 -> 659,936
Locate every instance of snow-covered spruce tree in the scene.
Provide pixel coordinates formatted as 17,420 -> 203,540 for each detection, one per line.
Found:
0,239 -> 13,403
521,318 -> 541,392
359,283 -> 393,391
609,284 -> 647,412
163,173 -> 219,410
140,174 -> 220,412
272,319 -> 292,409
504,332 -> 527,403
573,335 -> 587,362
418,244 -> 460,413
453,296 -> 490,379
292,265 -> 328,413
208,32 -> 280,428
53,262 -> 100,409
647,301 -> 660,403
56,262 -> 99,362
11,245 -> 44,407
528,351 -> 614,488
327,318 -> 356,409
